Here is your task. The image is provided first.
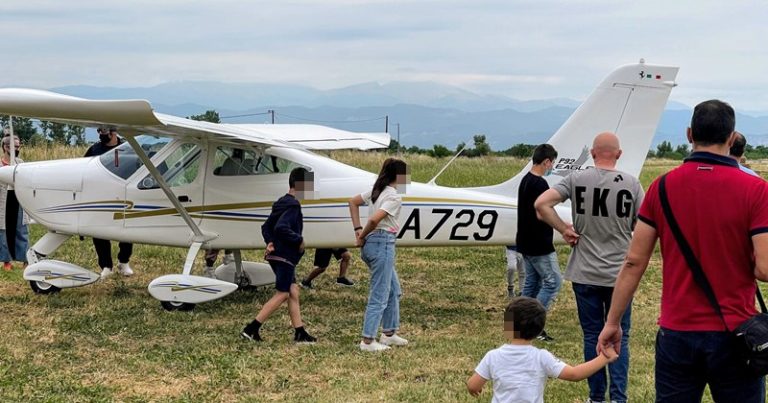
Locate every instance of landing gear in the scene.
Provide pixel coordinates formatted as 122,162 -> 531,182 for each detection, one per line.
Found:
160,301 -> 196,312
29,280 -> 61,294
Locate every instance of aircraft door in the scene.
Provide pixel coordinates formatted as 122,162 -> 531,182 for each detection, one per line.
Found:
200,146 -> 303,249
124,141 -> 205,228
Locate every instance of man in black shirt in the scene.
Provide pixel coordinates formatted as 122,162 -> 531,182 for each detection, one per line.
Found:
516,143 -> 562,339
84,127 -> 134,279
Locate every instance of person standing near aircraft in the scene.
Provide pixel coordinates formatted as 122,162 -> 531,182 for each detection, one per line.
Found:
349,158 -> 409,352
84,126 -> 134,279
0,134 -> 29,271
202,249 -> 234,278
300,248 -> 354,289
516,144 -> 562,341
505,245 -> 524,298
241,167 -> 316,343
535,132 -> 643,403
598,100 -> 768,402
729,131 -> 758,176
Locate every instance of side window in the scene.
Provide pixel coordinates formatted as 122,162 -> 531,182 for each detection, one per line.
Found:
98,135 -> 171,180
138,143 -> 201,189
212,146 -> 303,176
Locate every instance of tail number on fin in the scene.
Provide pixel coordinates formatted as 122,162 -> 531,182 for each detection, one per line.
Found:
398,209 -> 498,241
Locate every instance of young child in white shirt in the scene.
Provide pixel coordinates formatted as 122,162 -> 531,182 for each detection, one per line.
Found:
467,297 -> 618,403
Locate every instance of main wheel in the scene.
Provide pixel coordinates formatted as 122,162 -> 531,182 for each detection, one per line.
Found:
29,280 -> 61,294
160,301 -> 196,312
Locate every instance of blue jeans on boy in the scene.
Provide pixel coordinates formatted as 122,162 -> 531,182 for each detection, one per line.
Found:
573,283 -> 631,403
361,230 -> 401,339
521,252 -> 561,309
655,327 -> 765,403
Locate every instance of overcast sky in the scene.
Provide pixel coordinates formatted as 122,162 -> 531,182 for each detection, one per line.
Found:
2,0 -> 767,111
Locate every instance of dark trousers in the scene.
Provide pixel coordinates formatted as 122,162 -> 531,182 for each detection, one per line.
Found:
92,238 -> 133,269
655,327 -> 766,402
573,283 -> 631,403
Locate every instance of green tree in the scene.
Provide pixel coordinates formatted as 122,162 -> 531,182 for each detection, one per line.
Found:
388,139 -> 406,154
40,120 -> 67,144
674,144 -> 690,158
429,144 -> 452,158
455,142 -> 466,154
0,115 -> 37,142
503,143 -> 535,158
655,141 -> 673,158
472,134 -> 491,157
66,125 -> 87,146
188,110 -> 221,123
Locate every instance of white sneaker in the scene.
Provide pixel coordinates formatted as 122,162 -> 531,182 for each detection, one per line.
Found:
117,262 -> 134,277
203,265 -> 216,279
100,267 -> 113,280
359,340 -> 390,352
380,333 -> 409,346
223,253 -> 235,265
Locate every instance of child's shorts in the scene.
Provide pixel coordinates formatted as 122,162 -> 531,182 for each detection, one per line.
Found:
268,260 -> 296,292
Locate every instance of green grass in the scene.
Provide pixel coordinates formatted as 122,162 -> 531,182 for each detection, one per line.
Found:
1,150 -> 766,402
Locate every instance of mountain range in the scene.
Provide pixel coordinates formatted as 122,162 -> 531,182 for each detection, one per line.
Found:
49,81 -> 768,149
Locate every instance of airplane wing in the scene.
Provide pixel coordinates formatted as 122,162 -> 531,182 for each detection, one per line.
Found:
0,88 -> 390,150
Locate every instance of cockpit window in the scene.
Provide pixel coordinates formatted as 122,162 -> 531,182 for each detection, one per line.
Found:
98,135 -> 171,180
138,143 -> 201,190
212,146 -> 303,176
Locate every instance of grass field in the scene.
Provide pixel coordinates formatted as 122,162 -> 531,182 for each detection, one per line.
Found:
0,148 -> 766,402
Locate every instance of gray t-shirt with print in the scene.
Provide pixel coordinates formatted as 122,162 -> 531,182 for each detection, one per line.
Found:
552,168 -> 644,287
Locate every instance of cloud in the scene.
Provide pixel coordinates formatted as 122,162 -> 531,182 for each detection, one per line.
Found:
0,1 -> 766,109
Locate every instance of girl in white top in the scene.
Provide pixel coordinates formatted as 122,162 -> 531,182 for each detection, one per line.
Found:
349,158 -> 410,352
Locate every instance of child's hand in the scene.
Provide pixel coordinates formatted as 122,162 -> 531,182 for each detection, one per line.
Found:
602,344 -> 619,363
265,242 -> 275,255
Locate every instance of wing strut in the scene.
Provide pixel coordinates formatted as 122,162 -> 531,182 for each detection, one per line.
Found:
123,134 -> 213,243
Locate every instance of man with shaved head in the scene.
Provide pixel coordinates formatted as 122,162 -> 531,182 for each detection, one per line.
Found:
535,132 -> 643,403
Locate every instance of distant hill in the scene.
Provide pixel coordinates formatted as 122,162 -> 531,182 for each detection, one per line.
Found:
49,81 -> 768,148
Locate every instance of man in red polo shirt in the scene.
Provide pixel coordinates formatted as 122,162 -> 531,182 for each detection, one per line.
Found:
597,100 -> 768,402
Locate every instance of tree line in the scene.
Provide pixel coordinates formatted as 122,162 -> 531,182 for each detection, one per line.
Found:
1,116 -> 86,146
7,110 -> 768,160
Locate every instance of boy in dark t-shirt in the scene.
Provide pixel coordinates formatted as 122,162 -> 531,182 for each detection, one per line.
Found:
516,144 -> 562,340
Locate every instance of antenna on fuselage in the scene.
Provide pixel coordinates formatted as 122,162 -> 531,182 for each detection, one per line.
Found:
427,142 -> 467,186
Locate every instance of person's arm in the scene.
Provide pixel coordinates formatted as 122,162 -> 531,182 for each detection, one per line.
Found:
597,221 -> 657,354
558,345 -> 618,381
360,209 -> 389,239
753,233 -> 768,281
466,372 -> 487,397
349,194 -> 366,245
535,188 -> 579,244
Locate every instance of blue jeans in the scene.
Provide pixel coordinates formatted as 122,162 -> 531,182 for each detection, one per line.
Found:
655,327 -> 765,403
521,252 -> 562,309
573,283 -> 631,403
360,230 -> 401,339
0,207 -> 28,262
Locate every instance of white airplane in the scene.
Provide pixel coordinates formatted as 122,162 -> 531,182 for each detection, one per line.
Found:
0,60 -> 678,311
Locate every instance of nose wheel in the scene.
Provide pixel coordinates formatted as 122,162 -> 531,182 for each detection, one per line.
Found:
29,280 -> 61,294
160,301 -> 196,312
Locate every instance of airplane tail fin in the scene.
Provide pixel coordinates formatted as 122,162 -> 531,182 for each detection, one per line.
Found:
471,61 -> 679,196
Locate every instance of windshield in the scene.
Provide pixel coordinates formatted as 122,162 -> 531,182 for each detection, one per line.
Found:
98,135 -> 172,180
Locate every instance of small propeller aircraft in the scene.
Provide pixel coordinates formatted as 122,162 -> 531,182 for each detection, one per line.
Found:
0,61 -> 678,310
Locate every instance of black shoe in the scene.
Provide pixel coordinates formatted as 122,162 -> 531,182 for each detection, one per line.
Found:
241,321 -> 262,342
299,279 -> 313,289
536,330 -> 554,342
336,277 -> 355,287
294,328 -> 317,343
